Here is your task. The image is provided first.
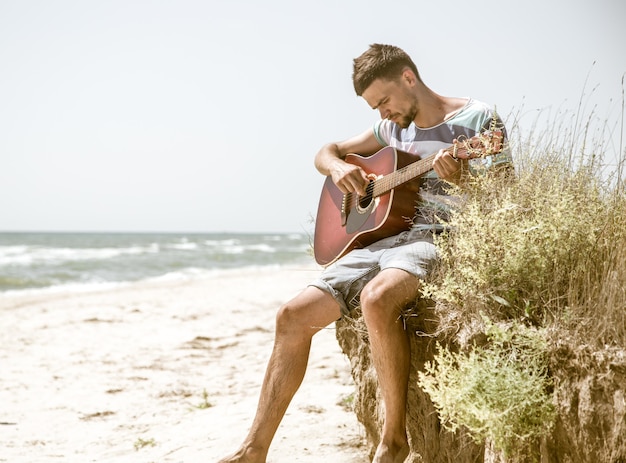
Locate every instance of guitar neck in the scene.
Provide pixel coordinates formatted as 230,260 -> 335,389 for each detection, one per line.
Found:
368,129 -> 503,198
371,151 -> 437,198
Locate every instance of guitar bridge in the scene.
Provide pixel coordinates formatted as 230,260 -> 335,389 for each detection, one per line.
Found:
341,194 -> 349,227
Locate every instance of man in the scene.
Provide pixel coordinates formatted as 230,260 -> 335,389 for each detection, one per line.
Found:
219,43 -> 511,463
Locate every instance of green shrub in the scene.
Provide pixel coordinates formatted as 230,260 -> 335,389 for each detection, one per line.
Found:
418,318 -> 555,457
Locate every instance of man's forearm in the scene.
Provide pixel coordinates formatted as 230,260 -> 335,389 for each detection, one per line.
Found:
314,143 -> 344,176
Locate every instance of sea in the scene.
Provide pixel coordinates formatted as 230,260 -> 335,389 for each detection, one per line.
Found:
0,232 -> 313,295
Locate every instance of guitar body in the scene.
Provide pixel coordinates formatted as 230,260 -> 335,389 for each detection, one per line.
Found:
314,146 -> 422,266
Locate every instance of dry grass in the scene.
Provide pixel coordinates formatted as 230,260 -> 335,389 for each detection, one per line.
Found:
417,100 -> 625,459
423,104 -> 626,348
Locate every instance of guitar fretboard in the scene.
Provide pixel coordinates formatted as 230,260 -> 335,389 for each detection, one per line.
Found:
372,153 -> 436,197
347,129 -> 503,204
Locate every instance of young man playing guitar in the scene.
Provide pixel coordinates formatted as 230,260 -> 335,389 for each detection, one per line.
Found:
219,43 -> 512,463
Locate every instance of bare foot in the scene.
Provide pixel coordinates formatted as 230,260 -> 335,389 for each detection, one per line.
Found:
372,440 -> 410,463
217,446 -> 267,463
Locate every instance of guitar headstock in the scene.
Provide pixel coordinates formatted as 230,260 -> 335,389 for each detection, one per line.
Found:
451,129 -> 505,160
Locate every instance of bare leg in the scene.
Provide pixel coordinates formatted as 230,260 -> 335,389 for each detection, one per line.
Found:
360,269 -> 421,463
218,286 -> 342,463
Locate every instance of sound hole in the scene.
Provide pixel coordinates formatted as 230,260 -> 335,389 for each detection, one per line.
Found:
358,181 -> 375,209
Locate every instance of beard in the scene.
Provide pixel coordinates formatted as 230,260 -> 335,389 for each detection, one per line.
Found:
394,101 -> 418,128
396,114 -> 414,128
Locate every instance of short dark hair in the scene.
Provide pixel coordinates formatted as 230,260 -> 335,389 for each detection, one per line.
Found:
352,44 -> 421,96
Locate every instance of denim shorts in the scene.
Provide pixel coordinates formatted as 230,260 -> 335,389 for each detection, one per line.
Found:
309,228 -> 438,317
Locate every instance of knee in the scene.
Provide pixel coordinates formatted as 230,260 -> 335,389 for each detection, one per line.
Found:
360,279 -> 413,330
275,301 -> 296,335
360,282 -> 393,324
360,281 -> 384,314
275,300 -> 312,340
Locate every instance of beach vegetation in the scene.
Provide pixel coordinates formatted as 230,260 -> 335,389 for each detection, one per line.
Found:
338,392 -> 355,411
194,388 -> 213,409
417,97 -> 626,460
418,318 -> 555,457
133,437 -> 157,451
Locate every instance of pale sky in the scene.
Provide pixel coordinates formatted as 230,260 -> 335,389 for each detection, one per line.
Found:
1,0 -> 624,234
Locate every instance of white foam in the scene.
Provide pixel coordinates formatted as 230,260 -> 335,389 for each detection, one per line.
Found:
0,244 -> 159,267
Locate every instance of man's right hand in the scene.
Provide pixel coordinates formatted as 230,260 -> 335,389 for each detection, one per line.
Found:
329,159 -> 370,196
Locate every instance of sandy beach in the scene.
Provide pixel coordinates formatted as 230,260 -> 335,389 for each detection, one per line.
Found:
0,265 -> 369,463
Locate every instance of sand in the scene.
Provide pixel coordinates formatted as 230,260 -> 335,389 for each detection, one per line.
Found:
0,265 -> 369,463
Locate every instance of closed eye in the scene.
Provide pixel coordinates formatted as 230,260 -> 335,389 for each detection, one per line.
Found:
372,97 -> 389,111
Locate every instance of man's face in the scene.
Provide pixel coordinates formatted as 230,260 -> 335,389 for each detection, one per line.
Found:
361,74 -> 418,129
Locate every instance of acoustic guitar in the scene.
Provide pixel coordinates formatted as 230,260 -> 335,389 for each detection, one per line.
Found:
313,130 -> 504,266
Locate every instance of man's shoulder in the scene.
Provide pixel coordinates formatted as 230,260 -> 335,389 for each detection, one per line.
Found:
451,98 -> 501,132
459,98 -> 495,117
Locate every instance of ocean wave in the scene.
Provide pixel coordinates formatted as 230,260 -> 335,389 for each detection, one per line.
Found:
0,243 -> 160,267
0,232 -> 312,293
221,243 -> 277,254
0,263 -> 303,298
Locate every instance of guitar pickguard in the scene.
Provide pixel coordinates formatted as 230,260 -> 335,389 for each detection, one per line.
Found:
346,195 -> 380,234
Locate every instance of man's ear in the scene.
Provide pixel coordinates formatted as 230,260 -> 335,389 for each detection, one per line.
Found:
402,68 -> 417,86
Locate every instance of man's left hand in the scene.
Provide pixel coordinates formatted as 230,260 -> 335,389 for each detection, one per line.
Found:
433,146 -> 463,184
